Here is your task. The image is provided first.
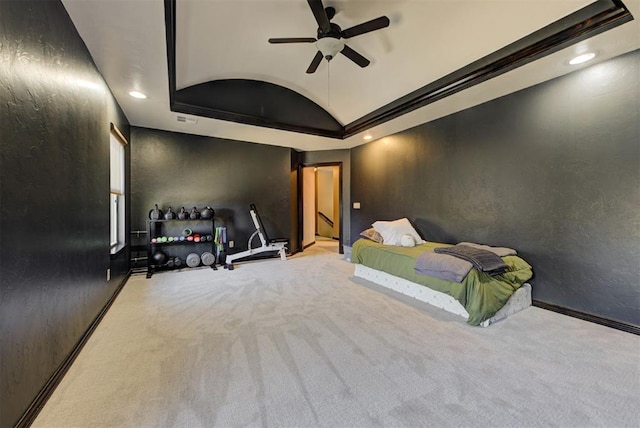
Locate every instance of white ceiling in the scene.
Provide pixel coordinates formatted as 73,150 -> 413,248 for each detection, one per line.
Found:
62,0 -> 640,151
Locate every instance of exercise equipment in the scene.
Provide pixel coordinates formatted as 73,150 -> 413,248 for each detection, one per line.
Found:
224,204 -> 287,270
149,204 -> 163,220
201,251 -> 215,266
152,250 -> 168,265
190,207 -> 200,219
164,207 -> 176,219
201,206 -> 215,220
177,207 -> 188,220
186,253 -> 200,268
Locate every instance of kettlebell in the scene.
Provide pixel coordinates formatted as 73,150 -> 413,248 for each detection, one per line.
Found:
149,204 -> 163,220
201,206 -> 214,220
189,207 -> 200,220
164,207 -> 176,220
177,207 -> 188,220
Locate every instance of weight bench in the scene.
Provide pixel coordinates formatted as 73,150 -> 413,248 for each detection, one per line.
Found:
224,204 -> 287,270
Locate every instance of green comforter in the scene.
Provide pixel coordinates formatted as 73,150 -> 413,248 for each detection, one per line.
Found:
351,239 -> 533,325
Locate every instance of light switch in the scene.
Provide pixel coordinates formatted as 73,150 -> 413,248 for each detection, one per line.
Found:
353,202 -> 361,209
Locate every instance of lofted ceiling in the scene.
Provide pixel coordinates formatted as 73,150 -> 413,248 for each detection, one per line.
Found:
62,0 -> 640,151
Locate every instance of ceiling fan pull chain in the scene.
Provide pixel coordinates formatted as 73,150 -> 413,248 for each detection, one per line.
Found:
327,60 -> 331,107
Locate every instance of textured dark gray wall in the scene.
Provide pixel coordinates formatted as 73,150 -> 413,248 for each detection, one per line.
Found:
302,150 -> 352,245
0,1 -> 131,426
351,50 -> 640,327
131,128 -> 292,254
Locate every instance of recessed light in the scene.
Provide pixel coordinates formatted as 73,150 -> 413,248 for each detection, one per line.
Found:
129,90 -> 147,99
363,134 -> 373,141
569,52 -> 596,65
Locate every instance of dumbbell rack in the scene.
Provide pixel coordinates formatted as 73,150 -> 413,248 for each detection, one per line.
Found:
146,218 -> 215,278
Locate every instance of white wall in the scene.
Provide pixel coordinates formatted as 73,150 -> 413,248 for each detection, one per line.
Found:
302,167 -> 316,247
317,167 -> 334,238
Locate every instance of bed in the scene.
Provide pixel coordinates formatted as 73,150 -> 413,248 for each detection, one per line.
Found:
351,238 -> 533,326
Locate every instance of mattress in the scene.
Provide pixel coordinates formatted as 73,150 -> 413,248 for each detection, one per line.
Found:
351,239 -> 533,326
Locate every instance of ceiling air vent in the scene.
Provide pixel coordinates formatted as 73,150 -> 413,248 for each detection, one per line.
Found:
177,116 -> 198,124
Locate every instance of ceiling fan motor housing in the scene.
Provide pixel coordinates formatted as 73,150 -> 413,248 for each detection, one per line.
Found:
317,22 -> 342,39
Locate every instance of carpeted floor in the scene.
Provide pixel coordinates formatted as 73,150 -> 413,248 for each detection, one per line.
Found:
34,241 -> 640,427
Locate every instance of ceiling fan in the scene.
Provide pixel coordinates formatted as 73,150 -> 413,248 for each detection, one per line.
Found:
268,0 -> 390,74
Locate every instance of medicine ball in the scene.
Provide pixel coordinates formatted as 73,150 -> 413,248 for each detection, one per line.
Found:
152,250 -> 168,265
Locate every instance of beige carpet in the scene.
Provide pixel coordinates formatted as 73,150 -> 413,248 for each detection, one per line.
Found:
34,242 -> 640,427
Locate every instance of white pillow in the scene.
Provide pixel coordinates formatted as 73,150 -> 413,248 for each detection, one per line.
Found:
400,234 -> 416,247
372,218 -> 424,246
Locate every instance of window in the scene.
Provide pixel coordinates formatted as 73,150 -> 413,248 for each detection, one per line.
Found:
110,124 -> 126,253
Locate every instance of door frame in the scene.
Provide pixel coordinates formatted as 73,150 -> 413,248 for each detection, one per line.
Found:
298,162 -> 343,254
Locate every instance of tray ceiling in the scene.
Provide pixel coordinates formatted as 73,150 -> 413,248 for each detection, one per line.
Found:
62,0 -> 640,150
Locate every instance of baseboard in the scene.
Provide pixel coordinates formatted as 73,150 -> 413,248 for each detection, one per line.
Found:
303,241 -> 316,250
532,300 -> 639,336
15,271 -> 131,428
288,248 -> 301,256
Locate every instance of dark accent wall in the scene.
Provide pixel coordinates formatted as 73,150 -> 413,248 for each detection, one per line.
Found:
290,150 -> 301,254
302,150 -> 352,245
351,50 -> 640,327
0,1 -> 131,427
131,128 -> 292,254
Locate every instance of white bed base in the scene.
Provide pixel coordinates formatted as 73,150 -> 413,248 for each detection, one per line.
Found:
353,264 -> 531,327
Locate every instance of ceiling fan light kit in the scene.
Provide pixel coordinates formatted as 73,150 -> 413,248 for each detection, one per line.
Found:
316,37 -> 344,60
268,0 -> 390,73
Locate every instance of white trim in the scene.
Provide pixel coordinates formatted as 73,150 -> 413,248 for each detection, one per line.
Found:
353,264 -> 531,327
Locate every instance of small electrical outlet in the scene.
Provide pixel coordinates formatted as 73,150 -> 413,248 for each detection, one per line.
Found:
353,202 -> 361,209
229,240 -> 234,248
106,268 -> 111,281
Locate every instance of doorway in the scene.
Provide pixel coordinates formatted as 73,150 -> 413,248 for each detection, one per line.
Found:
299,163 -> 342,253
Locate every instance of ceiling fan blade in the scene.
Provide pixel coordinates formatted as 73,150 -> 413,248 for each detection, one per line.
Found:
341,16 -> 390,39
340,45 -> 370,68
307,0 -> 331,34
268,38 -> 316,44
306,51 -> 324,74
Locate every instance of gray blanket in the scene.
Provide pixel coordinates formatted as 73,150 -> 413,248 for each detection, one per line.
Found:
414,252 -> 473,283
458,242 -> 517,257
434,244 -> 508,276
